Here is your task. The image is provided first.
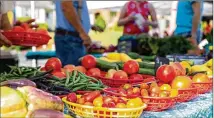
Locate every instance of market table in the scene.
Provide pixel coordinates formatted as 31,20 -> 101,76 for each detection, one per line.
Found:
141,92 -> 213,118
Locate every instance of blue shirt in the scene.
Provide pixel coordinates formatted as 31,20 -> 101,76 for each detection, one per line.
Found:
55,0 -> 91,33
174,1 -> 203,34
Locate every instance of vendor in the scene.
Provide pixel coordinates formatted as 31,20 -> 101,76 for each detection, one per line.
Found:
174,1 -> 204,54
55,0 -> 95,66
117,0 -> 158,35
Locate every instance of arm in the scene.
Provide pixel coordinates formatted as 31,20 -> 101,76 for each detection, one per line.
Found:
117,3 -> 134,26
147,3 -> 158,28
61,1 -> 87,35
191,2 -> 201,39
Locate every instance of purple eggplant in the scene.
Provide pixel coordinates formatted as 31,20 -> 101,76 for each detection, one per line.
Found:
0,79 -> 36,88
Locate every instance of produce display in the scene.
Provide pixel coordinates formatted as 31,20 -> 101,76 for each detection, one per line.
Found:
0,51 -> 213,117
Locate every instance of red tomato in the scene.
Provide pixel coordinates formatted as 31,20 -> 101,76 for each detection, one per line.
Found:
113,70 -> 128,79
40,67 -> 46,72
107,102 -> 116,108
103,96 -> 114,105
156,65 -> 176,83
129,74 -> 143,80
52,71 -> 66,79
81,55 -> 96,69
64,65 -> 75,72
21,23 -> 30,30
74,66 -> 86,73
37,29 -> 48,35
67,93 -> 77,103
84,91 -> 101,102
12,26 -> 25,32
86,68 -> 101,77
170,62 -> 186,76
123,60 -> 139,74
45,58 -> 62,71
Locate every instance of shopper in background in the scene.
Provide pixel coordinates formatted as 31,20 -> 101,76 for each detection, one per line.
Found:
174,1 -> 204,54
55,0 -> 92,66
91,12 -> 106,32
117,0 -> 158,35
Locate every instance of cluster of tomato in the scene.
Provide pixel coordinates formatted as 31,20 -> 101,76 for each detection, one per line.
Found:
67,91 -> 145,108
11,23 -> 48,35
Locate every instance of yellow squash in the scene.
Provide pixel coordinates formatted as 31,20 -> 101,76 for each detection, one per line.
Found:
106,53 -> 121,61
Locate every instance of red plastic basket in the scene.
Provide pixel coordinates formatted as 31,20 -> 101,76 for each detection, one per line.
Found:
2,31 -> 51,46
140,96 -> 176,111
192,81 -> 213,94
98,74 -> 156,88
176,88 -> 198,102
103,88 -> 176,111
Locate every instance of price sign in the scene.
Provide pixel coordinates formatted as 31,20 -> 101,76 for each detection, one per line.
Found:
155,56 -> 170,74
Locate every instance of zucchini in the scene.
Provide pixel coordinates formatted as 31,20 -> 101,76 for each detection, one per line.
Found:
127,52 -> 141,59
96,58 -> 118,71
138,68 -> 155,76
138,62 -> 155,69
142,55 -> 156,61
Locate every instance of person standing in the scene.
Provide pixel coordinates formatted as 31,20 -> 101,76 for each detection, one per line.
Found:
55,0 -> 92,66
174,1 -> 204,54
117,0 -> 158,35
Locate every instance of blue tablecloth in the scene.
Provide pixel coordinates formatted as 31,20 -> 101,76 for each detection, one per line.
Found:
141,92 -> 213,118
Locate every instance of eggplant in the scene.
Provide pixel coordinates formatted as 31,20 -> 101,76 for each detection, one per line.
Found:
0,79 -> 36,88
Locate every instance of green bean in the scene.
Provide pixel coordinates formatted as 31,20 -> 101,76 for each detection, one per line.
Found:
65,71 -> 70,86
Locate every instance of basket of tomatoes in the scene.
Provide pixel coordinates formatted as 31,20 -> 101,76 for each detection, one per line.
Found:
62,91 -> 147,118
2,25 -> 51,46
191,73 -> 213,94
103,82 -> 177,112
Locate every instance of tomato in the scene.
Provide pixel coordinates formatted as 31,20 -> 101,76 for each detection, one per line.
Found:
159,90 -> 170,97
86,68 -> 101,77
157,81 -> 165,87
132,87 -> 141,96
40,67 -> 46,72
12,26 -> 25,32
105,69 -> 117,78
170,89 -> 178,97
77,98 -> 85,104
52,71 -> 66,79
81,55 -> 96,69
171,76 -> 192,89
67,93 -> 77,103
106,102 -> 116,108
149,86 -> 160,94
64,65 -> 75,73
170,62 -> 186,76
103,96 -> 114,105
20,23 -> 30,30
127,88 -> 134,96
156,65 -> 177,83
160,84 -> 171,91
93,96 -> 103,107
113,70 -> 128,79
116,103 -> 126,108
140,83 -> 149,89
74,66 -> 86,73
45,57 -> 62,71
84,91 -> 101,102
37,29 -> 48,35
140,89 -> 149,97
84,102 -> 93,106
129,74 -> 143,80
192,73 -> 210,83
126,98 -> 143,108
122,84 -> 132,90
123,60 -> 139,74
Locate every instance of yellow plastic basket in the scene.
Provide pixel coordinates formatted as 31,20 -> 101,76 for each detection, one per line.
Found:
62,97 -> 146,118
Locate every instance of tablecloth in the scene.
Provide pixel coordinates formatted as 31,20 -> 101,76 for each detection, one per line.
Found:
141,92 -> 213,118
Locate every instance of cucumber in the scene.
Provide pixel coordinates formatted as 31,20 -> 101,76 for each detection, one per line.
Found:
127,52 -> 156,61
138,68 -> 155,76
96,58 -> 118,71
138,62 -> 155,69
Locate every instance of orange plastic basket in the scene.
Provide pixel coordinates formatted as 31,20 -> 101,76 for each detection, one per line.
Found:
140,96 -> 176,112
192,81 -> 213,94
2,31 -> 51,46
176,88 -> 198,102
62,97 -> 146,118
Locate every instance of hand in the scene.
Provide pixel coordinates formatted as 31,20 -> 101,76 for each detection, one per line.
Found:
126,13 -> 136,22
79,33 -> 92,48
187,37 -> 201,55
0,33 -> 12,47
91,25 -> 104,32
